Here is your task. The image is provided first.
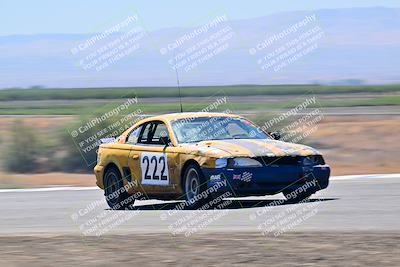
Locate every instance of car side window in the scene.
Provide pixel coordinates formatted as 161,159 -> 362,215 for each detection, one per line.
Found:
152,123 -> 169,143
137,121 -> 169,145
126,125 -> 142,144
138,122 -> 154,144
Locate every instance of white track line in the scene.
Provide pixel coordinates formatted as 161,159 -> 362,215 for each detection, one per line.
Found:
0,173 -> 399,193
0,186 -> 98,193
330,173 -> 400,181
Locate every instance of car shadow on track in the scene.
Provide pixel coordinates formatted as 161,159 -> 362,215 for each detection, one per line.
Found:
127,198 -> 338,211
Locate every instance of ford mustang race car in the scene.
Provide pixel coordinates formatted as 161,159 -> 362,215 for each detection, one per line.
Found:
94,112 -> 330,209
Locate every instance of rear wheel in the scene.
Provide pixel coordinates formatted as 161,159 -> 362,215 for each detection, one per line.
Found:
104,166 -> 135,210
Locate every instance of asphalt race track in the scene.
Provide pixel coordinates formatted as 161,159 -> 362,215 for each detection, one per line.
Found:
1,175 -> 399,235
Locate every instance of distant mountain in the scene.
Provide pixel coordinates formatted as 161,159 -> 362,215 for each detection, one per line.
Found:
0,7 -> 399,88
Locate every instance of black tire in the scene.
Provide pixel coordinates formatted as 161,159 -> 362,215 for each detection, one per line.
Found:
283,189 -> 313,203
182,163 -> 209,209
103,166 -> 135,210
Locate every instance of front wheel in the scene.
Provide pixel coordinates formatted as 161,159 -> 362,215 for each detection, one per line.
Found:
183,163 -> 208,208
103,166 -> 135,210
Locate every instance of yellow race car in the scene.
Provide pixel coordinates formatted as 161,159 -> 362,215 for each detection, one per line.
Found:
94,112 -> 330,209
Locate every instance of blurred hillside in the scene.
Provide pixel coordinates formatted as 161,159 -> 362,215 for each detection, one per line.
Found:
0,7 -> 399,88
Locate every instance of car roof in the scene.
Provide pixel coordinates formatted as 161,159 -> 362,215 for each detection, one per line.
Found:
147,112 -> 241,122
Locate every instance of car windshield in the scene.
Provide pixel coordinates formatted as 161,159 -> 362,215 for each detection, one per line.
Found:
172,116 -> 270,143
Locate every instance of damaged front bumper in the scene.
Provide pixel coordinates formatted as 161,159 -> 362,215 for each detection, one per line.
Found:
202,164 -> 330,197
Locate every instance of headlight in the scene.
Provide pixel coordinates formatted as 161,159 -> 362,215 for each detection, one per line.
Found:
97,152 -> 101,164
228,157 -> 262,168
302,155 -> 325,166
215,158 -> 227,168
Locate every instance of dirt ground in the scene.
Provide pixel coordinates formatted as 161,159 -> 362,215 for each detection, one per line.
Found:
0,172 -> 94,188
0,114 -> 399,187
0,232 -> 399,266
307,115 -> 400,175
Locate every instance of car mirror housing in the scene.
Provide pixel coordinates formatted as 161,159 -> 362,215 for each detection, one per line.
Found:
269,131 -> 281,140
98,137 -> 117,144
159,136 -> 171,146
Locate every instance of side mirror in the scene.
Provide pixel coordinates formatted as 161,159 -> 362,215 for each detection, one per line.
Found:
98,137 -> 117,144
159,136 -> 171,147
269,131 -> 281,140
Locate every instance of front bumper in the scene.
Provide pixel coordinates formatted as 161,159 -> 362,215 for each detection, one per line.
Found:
202,164 -> 330,197
94,164 -> 105,189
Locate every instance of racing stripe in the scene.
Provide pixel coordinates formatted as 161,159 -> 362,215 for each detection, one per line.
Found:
245,139 -> 286,156
197,139 -> 319,158
222,139 -> 291,157
206,141 -> 254,157
270,141 -> 303,156
272,141 -> 317,156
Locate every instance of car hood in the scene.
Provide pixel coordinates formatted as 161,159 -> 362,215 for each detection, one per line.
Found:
187,139 -> 320,158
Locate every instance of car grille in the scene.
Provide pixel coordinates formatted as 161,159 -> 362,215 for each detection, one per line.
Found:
256,156 -> 299,166
255,155 -> 325,166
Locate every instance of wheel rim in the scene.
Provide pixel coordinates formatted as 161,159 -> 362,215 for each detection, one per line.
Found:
185,168 -> 200,202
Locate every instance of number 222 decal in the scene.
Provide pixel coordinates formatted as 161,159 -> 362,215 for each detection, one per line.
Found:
140,152 -> 169,185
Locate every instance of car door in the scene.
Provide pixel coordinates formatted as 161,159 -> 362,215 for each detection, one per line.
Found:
127,120 -> 180,195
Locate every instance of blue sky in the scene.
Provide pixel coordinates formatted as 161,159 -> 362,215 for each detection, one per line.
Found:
1,0 -> 400,35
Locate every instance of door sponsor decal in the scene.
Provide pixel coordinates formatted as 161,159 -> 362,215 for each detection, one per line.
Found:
140,152 -> 169,185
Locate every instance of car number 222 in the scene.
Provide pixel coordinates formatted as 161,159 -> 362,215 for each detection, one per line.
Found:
140,152 -> 169,186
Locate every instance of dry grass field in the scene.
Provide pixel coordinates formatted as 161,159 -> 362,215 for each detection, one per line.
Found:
307,115 -> 400,175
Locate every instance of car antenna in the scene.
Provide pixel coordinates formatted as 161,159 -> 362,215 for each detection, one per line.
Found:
174,53 -> 183,113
